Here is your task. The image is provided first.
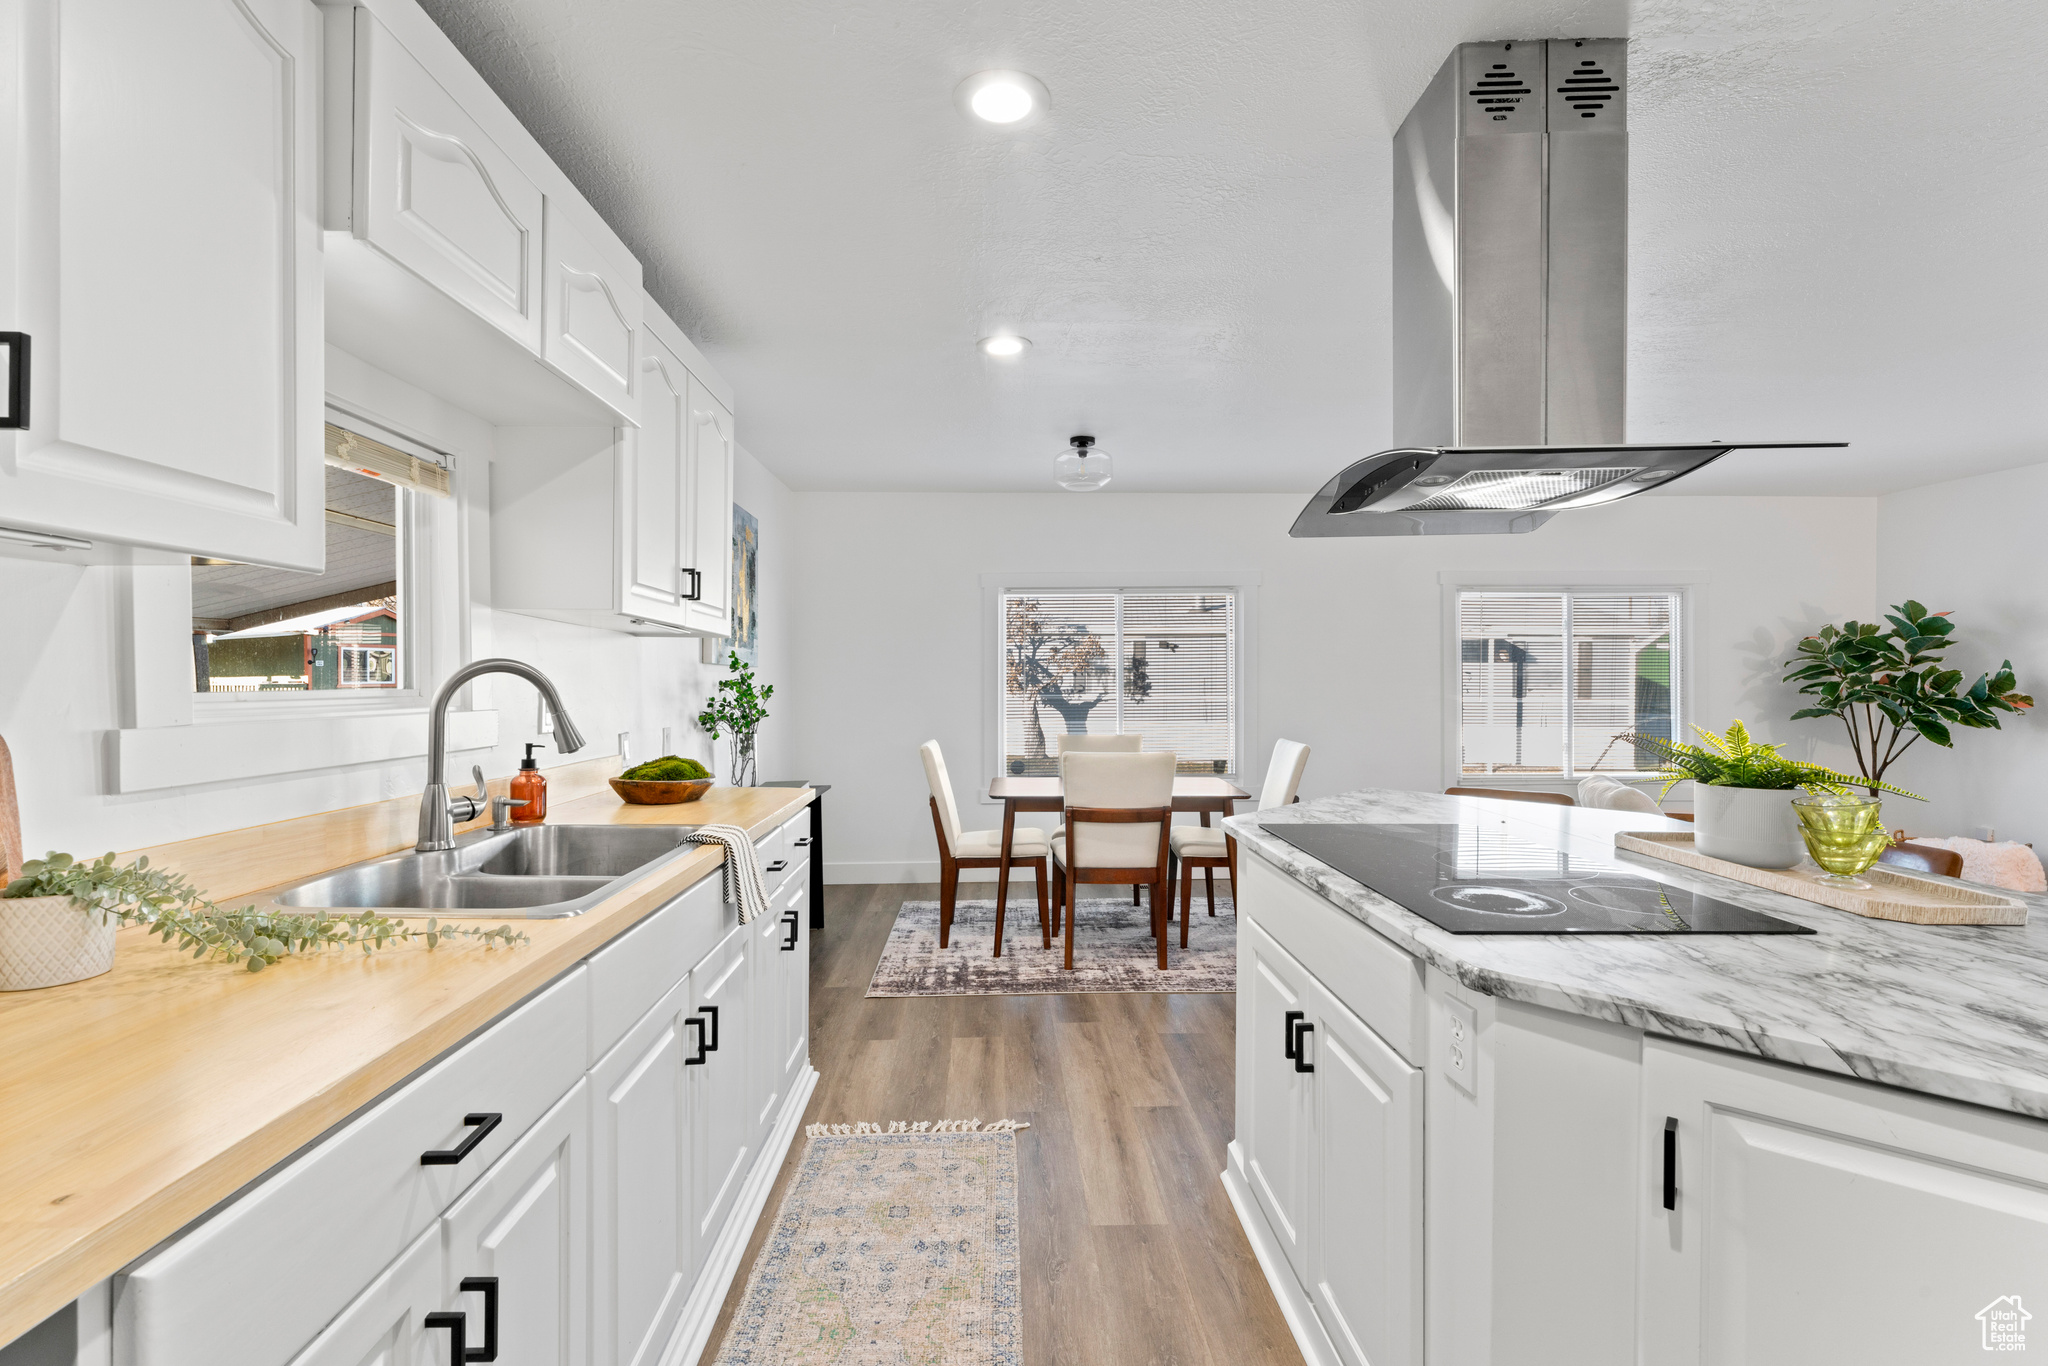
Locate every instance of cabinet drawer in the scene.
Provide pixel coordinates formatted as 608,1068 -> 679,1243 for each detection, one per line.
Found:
116,968 -> 590,1366
778,806 -> 813,854
1239,850 -> 1425,1065
586,872 -> 732,1065
756,827 -> 792,898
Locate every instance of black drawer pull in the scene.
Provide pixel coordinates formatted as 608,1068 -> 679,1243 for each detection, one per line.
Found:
1292,1021 -> 1315,1073
699,1003 -> 721,1052
420,1113 -> 502,1166
1662,1116 -> 1678,1211
765,859 -> 789,873
684,1014 -> 708,1065
1283,1009 -> 1304,1061
781,911 -> 799,951
424,1276 -> 499,1362
791,836 -> 812,847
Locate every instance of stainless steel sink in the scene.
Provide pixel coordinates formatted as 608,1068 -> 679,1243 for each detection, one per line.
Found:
267,824 -> 702,919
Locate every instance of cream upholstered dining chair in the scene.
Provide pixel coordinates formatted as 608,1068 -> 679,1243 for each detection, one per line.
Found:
1577,775 -> 1694,822
1052,751 -> 1176,971
1055,732 -> 1142,754
1171,739 -> 1309,942
920,740 -> 1050,957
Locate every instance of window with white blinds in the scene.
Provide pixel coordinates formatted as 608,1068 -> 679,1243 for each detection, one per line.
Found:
1002,590 -> 1237,776
1456,590 -> 1680,778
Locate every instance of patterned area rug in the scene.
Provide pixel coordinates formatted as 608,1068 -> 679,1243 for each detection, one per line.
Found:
712,1120 -> 1025,1366
866,896 -> 1236,997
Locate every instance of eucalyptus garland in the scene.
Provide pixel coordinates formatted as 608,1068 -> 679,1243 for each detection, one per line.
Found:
3,851 -> 527,972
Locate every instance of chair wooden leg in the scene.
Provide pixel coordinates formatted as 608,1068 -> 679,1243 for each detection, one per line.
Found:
1205,866 -> 1216,916
993,853 -> 1014,959
1036,859 -> 1051,950
1133,884 -> 1141,905
1180,863 -> 1193,948
939,860 -> 957,948
1155,881 -> 1168,968
1063,870 -> 1076,970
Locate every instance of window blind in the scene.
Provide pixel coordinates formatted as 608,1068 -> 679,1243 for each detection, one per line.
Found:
324,423 -> 451,498
1003,590 -> 1237,776
1457,590 -> 1678,778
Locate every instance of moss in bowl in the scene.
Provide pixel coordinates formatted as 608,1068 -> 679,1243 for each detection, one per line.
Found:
611,755 -> 715,805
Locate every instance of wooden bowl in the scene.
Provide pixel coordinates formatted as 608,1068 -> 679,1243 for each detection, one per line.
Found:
609,777 -> 714,805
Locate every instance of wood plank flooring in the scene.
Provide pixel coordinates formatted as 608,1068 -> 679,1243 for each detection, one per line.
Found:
707,882 -> 1304,1365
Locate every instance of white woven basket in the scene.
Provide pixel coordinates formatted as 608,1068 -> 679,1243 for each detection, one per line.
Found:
0,895 -> 118,991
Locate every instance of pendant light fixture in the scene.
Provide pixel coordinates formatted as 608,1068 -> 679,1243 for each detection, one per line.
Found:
1055,435 -> 1111,492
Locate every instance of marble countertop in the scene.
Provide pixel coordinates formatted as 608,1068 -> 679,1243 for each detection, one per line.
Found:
1226,788 -> 2048,1119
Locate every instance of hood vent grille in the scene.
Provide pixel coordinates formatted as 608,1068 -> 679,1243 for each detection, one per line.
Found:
1406,467 -> 1639,511
1555,58 -> 1618,120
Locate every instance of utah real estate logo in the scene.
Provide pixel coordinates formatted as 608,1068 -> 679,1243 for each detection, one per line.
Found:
1979,1295 -> 2031,1351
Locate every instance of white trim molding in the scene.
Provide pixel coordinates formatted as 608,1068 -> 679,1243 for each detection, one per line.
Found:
116,708 -> 498,793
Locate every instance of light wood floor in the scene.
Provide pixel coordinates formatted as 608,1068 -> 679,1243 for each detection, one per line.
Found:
706,881 -> 1304,1366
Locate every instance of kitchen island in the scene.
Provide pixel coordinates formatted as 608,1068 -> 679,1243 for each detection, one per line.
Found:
0,781 -> 817,1365
1224,788 -> 2048,1366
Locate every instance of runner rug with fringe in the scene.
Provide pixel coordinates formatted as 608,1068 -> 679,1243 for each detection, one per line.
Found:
712,1119 -> 1027,1366
866,896 -> 1236,997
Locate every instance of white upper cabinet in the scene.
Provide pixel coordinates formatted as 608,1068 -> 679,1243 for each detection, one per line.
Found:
621,328 -> 689,620
682,377 -> 734,635
352,8 -> 542,352
0,0 -> 325,568
544,198 -> 641,423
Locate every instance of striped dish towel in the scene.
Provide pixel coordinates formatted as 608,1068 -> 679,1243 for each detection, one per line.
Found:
684,823 -> 771,924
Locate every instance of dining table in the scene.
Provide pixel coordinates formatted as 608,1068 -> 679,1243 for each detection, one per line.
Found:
986,773 -> 1254,915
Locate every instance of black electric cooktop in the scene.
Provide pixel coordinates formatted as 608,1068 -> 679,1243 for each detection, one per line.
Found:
1263,822 -> 1814,935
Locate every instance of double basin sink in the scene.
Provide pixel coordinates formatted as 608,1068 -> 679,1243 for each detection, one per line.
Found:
267,825 -> 703,919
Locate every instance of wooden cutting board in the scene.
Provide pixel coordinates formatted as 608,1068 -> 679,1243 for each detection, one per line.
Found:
1616,830 -> 2029,926
0,733 -> 19,882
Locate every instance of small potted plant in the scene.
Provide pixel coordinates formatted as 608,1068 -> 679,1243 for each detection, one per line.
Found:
0,852 -> 121,991
698,651 -> 774,788
1626,721 -> 1919,869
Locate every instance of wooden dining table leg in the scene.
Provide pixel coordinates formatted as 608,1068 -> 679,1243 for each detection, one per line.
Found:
1035,858 -> 1051,949
1180,861 -> 1193,948
992,801 -> 1017,958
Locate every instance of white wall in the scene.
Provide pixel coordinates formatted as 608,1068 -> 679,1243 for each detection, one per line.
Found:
787,490 -> 1877,883
0,356 -> 791,861
1875,462 -> 2048,845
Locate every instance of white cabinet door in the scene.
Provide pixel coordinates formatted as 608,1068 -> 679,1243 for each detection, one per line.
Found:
1305,980 -> 1422,1366
617,326 -> 688,625
542,199 -> 639,423
778,876 -> 811,1093
588,980 -> 695,1366
681,378 -> 734,636
689,926 -> 754,1265
442,1080 -> 590,1366
355,10 -> 543,354
1241,919 -> 1313,1281
286,1224 -> 442,1366
1641,1038 -> 2048,1365
0,0 -> 324,568
751,879 -> 796,1143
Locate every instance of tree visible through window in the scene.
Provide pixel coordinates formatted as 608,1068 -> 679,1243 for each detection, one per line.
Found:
1003,591 -> 1236,776
1457,590 -> 1679,777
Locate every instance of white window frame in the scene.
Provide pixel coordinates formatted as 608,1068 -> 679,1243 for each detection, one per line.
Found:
979,571 -> 1260,807
1439,570 -> 1702,791
112,401 -> 490,793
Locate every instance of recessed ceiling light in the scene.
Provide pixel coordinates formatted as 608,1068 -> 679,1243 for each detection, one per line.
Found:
956,70 -> 1049,126
980,334 -> 1029,358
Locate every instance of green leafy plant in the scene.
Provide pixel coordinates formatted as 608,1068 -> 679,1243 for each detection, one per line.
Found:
3,851 -> 527,972
698,651 -> 774,786
620,755 -> 711,782
1624,720 -> 1923,801
1783,600 -> 2032,787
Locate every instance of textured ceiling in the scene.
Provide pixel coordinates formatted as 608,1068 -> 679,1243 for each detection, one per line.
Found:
417,0 -> 2048,497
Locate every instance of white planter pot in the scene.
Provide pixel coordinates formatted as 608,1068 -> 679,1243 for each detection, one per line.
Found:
0,895 -> 119,991
1694,786 -> 1805,869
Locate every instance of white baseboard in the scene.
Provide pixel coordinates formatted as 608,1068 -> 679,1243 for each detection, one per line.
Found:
665,1062 -> 820,1366
1222,1143 -> 1341,1366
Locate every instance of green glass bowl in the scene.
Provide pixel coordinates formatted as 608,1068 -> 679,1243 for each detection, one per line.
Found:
1792,794 -> 1890,885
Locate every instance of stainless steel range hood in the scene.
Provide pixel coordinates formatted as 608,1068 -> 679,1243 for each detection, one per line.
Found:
1291,39 -> 1841,538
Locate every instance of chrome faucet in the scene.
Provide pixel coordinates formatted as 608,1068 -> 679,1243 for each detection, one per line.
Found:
417,659 -> 587,852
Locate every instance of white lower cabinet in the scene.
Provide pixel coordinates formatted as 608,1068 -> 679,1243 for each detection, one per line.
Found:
688,927 -> 753,1264
287,1224 -> 443,1366
1640,1037 -> 2048,1366
1241,920 -> 1314,1280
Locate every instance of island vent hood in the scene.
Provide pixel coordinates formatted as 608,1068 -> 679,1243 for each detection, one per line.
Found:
1290,38 -> 1841,538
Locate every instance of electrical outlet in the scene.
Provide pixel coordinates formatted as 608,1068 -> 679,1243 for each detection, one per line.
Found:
536,694 -> 553,735
1972,825 -> 1997,844
661,726 -> 671,756
618,731 -> 631,766
1443,995 -> 1478,1096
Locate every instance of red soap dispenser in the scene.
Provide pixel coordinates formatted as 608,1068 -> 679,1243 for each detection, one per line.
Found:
510,743 -> 547,824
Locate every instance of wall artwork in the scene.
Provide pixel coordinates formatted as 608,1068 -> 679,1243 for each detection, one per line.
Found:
731,503 -> 759,665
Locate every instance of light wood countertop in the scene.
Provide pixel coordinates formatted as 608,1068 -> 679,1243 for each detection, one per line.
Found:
0,784 -> 812,1346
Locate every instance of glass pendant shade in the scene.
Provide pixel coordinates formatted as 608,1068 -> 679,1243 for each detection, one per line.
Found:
1055,439 -> 1111,491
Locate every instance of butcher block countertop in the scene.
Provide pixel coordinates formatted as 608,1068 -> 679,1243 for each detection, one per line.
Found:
0,783 -> 812,1346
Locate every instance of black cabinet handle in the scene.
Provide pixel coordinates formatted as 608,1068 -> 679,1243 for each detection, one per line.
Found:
1292,1022 -> 1315,1073
792,836 -> 812,847
680,567 -> 702,601
421,1113 -> 502,1166
699,1003 -> 720,1052
0,333 -> 27,430
684,1014 -> 708,1065
781,911 -> 799,951
1662,1117 -> 1678,1211
1283,1009 -> 1304,1061
425,1277 -> 499,1362
765,859 -> 789,873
